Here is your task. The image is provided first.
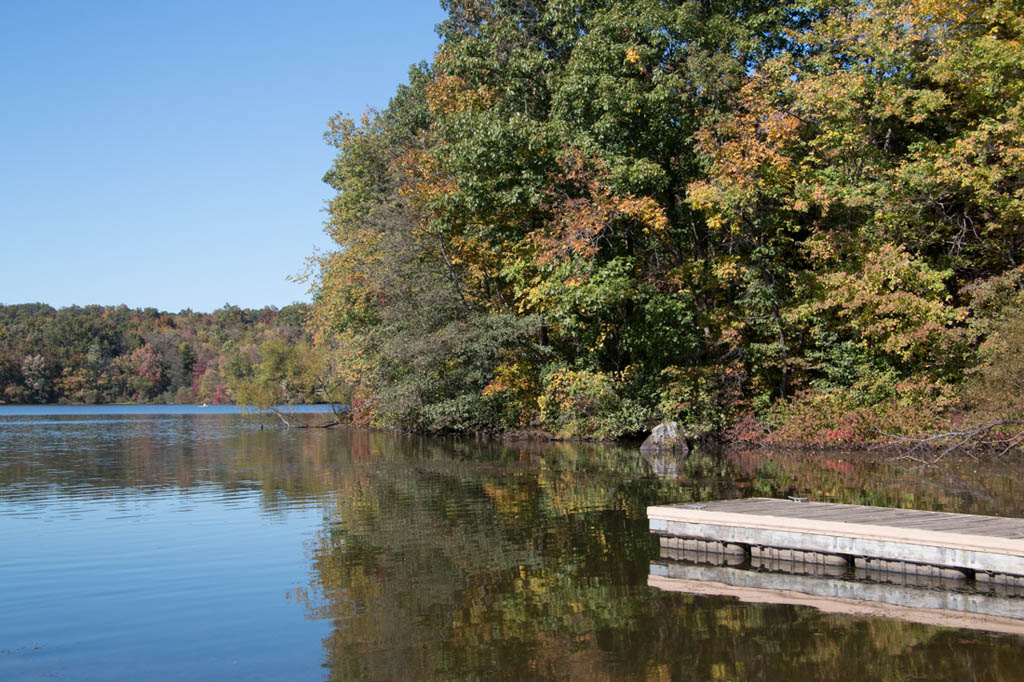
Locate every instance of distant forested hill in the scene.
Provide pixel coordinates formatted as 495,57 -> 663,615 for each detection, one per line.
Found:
0,303 -> 320,405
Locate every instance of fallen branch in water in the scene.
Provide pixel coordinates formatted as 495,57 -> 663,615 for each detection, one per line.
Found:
879,418 -> 1024,464
268,407 -> 341,429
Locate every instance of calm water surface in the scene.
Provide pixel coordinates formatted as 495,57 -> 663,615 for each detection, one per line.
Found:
1,406 -> 1022,680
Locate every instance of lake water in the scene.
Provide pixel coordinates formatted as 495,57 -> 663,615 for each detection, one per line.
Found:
2,406 -> 1023,680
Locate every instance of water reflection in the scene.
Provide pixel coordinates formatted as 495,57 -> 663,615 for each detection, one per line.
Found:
3,410 -> 1024,681
296,439 -> 1024,681
651,543 -> 1024,633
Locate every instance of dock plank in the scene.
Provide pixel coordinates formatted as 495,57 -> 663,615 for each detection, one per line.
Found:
879,520 -> 1024,538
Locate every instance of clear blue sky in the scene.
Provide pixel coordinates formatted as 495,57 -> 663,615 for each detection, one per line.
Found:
1,1 -> 446,313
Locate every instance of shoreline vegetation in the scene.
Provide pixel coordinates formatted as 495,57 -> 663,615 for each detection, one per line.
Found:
301,0 -> 1024,456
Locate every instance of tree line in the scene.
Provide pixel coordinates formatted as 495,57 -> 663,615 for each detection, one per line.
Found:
307,0 -> 1024,446
0,303 -> 333,406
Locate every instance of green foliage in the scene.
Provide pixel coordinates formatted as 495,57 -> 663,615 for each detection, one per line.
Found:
655,363 -> 744,440
966,310 -> 1024,418
309,0 -> 1024,443
226,337 -> 345,412
372,311 -> 546,433
961,267 -> 1024,420
537,366 -> 648,439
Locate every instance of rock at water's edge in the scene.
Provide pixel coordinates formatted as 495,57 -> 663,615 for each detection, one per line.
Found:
640,421 -> 689,455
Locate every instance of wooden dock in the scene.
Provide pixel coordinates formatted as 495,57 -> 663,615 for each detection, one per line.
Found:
648,498 -> 1024,580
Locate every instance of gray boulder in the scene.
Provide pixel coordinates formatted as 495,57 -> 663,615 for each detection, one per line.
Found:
640,421 -> 690,456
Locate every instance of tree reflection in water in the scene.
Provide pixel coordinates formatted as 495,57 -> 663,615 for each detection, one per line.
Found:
297,432 -> 1024,681
4,414 -> 1021,680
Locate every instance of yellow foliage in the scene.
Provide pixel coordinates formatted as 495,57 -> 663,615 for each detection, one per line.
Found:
425,73 -> 496,116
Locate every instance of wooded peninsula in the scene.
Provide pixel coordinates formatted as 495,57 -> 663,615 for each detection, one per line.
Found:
6,1 -> 1023,452
303,0 -> 1024,451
